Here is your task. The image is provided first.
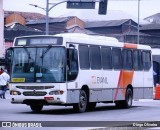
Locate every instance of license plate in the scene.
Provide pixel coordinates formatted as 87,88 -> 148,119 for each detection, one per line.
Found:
12,78 -> 25,82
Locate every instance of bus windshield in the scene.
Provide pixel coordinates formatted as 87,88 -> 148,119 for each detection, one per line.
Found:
11,47 -> 66,83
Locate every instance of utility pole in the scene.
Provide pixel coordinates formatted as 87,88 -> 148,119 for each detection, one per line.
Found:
137,0 -> 140,44
46,0 -> 49,35
30,0 -> 68,35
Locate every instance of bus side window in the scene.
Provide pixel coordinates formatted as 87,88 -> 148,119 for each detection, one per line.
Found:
142,51 -> 151,70
67,48 -> 78,81
133,50 -> 142,70
123,49 -> 133,70
101,47 -> 112,70
112,48 -> 122,70
79,45 -> 90,69
89,45 -> 102,70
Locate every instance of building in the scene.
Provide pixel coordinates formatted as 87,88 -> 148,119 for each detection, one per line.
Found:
3,11 -> 47,51
140,24 -> 160,36
3,10 -> 160,50
3,11 -> 87,50
4,22 -> 44,51
144,13 -> 160,24
0,0 -> 5,57
26,16 -> 85,34
140,24 -> 160,48
85,19 -> 141,43
4,11 -> 47,26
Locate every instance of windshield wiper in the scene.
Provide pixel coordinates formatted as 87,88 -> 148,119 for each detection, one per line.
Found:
40,45 -> 52,58
23,47 -> 31,60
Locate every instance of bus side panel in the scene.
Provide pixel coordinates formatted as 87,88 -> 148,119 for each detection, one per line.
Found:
66,89 -> 80,103
143,68 -> 154,99
133,88 -> 143,99
103,70 -> 124,101
66,74 -> 80,103
112,70 -> 135,101
144,88 -> 153,99
132,71 -> 144,99
79,69 -> 103,102
101,89 -> 113,101
132,69 -> 153,99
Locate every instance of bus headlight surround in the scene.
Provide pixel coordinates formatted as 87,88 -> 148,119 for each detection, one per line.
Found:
10,90 -> 21,95
49,90 -> 64,95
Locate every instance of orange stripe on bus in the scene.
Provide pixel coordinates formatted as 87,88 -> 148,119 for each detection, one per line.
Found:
114,71 -> 123,101
124,43 -> 137,49
114,70 -> 134,101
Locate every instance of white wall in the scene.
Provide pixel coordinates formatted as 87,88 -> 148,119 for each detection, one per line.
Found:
0,0 -> 4,57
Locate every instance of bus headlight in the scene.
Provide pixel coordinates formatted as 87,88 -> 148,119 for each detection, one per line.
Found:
49,90 -> 64,95
10,90 -> 21,95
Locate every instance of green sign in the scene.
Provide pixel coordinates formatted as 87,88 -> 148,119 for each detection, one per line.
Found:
67,2 -> 95,9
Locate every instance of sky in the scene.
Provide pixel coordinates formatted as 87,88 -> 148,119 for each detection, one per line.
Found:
3,0 -> 160,19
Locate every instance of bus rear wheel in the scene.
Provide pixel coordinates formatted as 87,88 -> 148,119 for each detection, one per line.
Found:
73,90 -> 88,113
115,88 -> 133,109
125,88 -> 133,108
30,105 -> 43,112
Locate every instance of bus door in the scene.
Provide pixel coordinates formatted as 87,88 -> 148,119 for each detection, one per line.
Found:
66,43 -> 79,103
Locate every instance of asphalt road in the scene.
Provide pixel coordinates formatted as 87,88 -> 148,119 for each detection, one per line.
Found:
1,91 -> 160,130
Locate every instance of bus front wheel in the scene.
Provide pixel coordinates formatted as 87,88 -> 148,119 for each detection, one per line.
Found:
73,90 -> 88,113
30,105 -> 43,112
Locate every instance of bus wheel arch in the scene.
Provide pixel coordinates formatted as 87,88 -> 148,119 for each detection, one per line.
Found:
30,105 -> 43,113
115,85 -> 133,109
73,85 -> 89,113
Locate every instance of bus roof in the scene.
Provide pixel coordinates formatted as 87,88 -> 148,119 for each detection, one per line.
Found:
55,33 -> 151,50
55,33 -> 119,42
13,33 -> 151,50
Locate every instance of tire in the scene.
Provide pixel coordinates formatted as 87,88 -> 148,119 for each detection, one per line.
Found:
124,88 -> 133,108
87,102 -> 96,111
30,105 -> 43,112
115,88 -> 133,109
73,90 -> 88,113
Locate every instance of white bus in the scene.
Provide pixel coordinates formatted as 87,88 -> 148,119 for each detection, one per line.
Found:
6,33 -> 153,113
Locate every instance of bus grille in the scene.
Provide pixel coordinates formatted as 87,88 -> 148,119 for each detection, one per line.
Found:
23,91 -> 47,96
